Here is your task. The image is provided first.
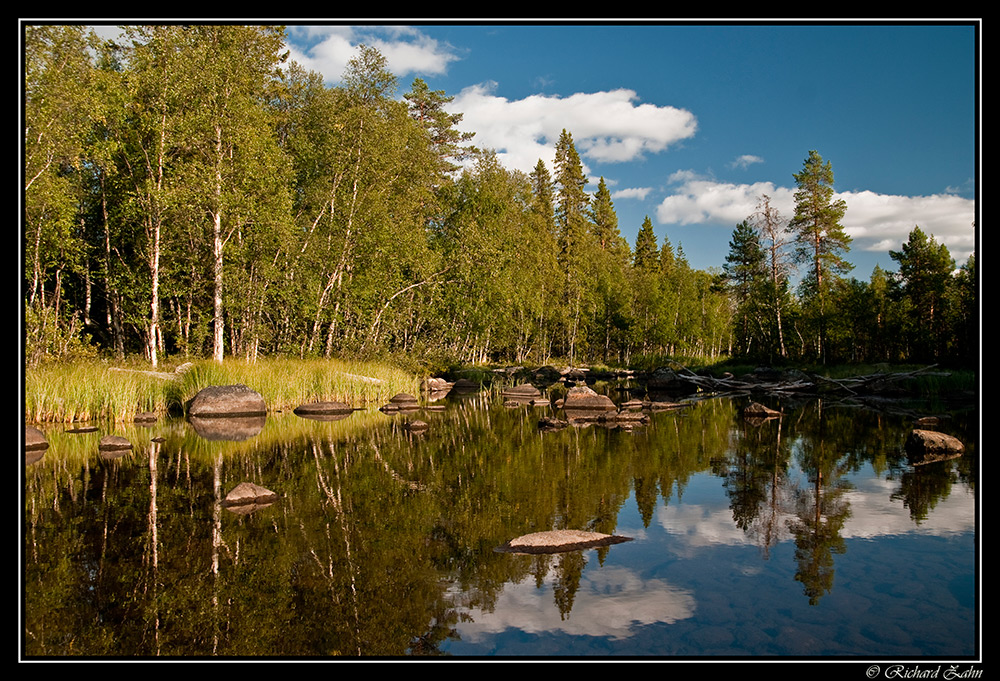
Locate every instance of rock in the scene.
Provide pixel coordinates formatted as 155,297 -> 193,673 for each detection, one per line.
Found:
403,419 -> 429,432
389,392 -> 419,405
645,367 -> 697,394
502,383 -> 541,398
905,429 -> 965,465
221,482 -> 278,512
599,410 -> 650,425
188,384 -> 267,418
647,400 -> 686,411
293,401 -> 355,419
496,529 -> 633,555
134,411 -> 157,423
450,378 -> 480,393
422,377 -> 453,393
743,402 -> 781,418
99,435 -> 132,451
99,435 -> 133,458
538,417 -> 568,431
25,425 -> 49,451
562,385 -> 616,411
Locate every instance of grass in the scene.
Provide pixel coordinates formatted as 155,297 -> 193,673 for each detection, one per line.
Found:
24,356 -> 421,424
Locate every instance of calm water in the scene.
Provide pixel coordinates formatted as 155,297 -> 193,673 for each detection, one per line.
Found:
22,383 -> 979,659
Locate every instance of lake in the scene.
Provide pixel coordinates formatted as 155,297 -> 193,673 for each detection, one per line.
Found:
22,381 -> 979,660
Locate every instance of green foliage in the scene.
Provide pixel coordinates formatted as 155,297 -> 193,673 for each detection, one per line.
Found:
21,26 -> 976,376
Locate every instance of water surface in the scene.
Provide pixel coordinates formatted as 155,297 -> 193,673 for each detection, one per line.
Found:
22,387 -> 978,659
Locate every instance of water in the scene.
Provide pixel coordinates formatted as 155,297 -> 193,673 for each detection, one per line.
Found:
22,385 -> 978,659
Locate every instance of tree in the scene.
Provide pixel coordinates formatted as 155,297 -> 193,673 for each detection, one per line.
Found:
788,150 -> 851,362
23,25 -> 97,365
889,226 -> 955,361
722,220 -> 766,357
749,194 -> 794,359
552,130 -> 594,363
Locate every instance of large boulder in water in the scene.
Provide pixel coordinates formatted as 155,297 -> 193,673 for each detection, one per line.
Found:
188,384 -> 267,418
905,429 -> 965,465
562,385 -> 615,412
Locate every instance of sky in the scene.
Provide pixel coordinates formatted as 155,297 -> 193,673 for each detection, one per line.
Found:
279,21 -> 978,281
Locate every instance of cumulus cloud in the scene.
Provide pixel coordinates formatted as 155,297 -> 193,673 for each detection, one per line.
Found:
285,25 -> 459,83
656,173 -> 794,228
452,84 -> 698,175
656,175 -> 976,264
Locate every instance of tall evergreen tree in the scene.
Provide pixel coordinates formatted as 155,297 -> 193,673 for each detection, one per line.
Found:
890,226 -> 955,361
722,220 -> 766,357
788,150 -> 851,362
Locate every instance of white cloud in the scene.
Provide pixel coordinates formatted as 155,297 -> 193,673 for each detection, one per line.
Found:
612,187 -> 654,201
285,25 -> 459,83
655,176 -> 976,265
452,84 -> 698,175
730,154 -> 764,170
656,174 -> 793,228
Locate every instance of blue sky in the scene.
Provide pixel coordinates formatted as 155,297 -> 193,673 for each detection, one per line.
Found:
285,22 -> 978,280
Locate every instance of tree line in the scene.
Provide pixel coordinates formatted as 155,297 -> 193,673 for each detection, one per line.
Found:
23,25 -> 976,370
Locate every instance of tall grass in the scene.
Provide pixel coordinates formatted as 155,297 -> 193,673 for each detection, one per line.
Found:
25,357 -> 421,424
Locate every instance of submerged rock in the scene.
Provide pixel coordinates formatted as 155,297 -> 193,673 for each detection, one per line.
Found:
905,429 -> 965,465
496,529 -> 633,555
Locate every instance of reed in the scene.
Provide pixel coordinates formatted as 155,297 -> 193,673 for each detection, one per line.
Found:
25,357 -> 421,424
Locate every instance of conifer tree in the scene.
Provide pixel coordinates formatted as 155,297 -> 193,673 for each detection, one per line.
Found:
788,150 -> 851,361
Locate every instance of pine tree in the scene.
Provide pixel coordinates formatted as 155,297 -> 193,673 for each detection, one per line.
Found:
788,150 -> 851,361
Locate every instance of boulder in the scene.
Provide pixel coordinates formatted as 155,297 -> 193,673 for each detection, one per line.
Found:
562,385 -> 615,412
99,435 -> 132,451
496,529 -> 633,555
502,383 -> 541,398
403,419 -> 429,432
99,435 -> 132,459
389,392 -> 419,405
905,429 -> 965,465
134,411 -> 158,423
222,482 -> 278,513
422,377 -> 453,393
293,401 -> 355,419
188,384 -> 267,418
25,425 -> 48,451
450,378 -> 480,393
645,367 -> 696,394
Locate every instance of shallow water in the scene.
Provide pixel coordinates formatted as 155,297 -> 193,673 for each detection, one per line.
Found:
22,387 -> 978,659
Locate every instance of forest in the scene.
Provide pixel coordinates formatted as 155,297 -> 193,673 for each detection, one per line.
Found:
23,25 -> 978,373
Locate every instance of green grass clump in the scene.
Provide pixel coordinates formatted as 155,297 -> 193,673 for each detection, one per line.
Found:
25,357 -> 421,424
